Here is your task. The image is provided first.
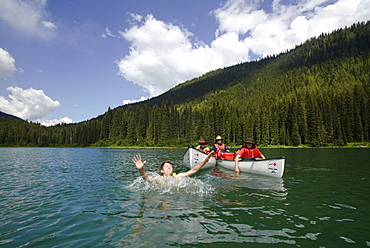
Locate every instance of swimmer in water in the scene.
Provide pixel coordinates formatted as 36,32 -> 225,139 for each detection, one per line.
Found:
132,151 -> 215,183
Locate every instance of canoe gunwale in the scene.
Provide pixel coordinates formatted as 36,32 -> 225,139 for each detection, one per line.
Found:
218,156 -> 285,162
216,156 -> 285,178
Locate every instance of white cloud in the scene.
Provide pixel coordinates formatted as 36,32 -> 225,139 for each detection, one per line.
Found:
0,0 -> 56,39
0,86 -> 61,121
117,0 -> 370,98
123,96 -> 148,105
42,20 -> 57,29
213,0 -> 268,35
215,0 -> 370,57
101,27 -> 119,38
0,48 -> 17,83
130,13 -> 143,22
39,116 -> 74,127
117,14 -> 243,97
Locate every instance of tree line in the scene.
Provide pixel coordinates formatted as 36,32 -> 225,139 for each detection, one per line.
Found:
1,21 -> 369,147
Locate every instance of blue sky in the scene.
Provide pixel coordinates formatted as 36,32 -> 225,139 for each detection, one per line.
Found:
0,0 -> 369,125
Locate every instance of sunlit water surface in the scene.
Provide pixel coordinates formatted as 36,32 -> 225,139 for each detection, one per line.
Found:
0,148 -> 369,247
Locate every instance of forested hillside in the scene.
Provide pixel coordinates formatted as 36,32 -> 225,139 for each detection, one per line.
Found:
1,21 -> 369,147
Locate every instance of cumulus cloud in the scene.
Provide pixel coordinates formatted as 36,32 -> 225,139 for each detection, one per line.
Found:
117,0 -> 370,97
123,96 -> 148,105
40,116 -> 74,127
0,0 -> 57,39
214,0 -> 370,57
0,48 -> 17,83
117,14 -> 242,97
0,86 -> 61,121
213,0 -> 267,35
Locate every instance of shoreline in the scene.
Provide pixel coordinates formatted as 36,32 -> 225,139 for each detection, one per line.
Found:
1,143 -> 368,149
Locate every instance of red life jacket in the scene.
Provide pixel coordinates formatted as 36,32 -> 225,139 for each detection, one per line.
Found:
236,147 -> 262,158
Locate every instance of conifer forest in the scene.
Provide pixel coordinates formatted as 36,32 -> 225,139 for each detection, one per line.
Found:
1,21 -> 369,147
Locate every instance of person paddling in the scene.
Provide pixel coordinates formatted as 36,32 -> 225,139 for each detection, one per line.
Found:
132,151 -> 214,183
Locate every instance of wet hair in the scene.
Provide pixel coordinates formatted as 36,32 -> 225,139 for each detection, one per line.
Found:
161,160 -> 173,170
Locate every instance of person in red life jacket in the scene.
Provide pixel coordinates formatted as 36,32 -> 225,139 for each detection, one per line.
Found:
132,151 -> 215,183
195,140 -> 210,153
211,135 -> 230,158
234,138 -> 266,174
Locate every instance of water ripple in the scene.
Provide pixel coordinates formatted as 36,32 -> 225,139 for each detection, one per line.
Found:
1,148 -> 370,247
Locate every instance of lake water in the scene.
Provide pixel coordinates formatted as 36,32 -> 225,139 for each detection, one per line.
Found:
0,147 -> 369,247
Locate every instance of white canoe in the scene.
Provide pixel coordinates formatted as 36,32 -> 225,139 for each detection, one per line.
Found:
216,157 -> 285,178
183,147 -> 216,169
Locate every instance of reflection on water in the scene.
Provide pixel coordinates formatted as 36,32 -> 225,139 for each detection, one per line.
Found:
1,148 -> 369,247
110,165 -> 289,247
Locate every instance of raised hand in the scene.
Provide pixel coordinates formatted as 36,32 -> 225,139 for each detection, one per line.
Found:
204,151 -> 215,162
132,154 -> 146,170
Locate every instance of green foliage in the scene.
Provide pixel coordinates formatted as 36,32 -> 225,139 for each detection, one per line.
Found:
1,21 -> 370,147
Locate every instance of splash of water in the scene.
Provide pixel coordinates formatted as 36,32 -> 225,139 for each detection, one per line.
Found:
125,172 -> 215,197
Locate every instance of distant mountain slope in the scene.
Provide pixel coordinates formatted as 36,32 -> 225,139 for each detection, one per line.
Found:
122,21 -> 370,110
0,111 -> 22,120
122,57 -> 272,109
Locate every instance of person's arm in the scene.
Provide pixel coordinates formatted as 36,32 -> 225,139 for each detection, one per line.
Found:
256,148 -> 266,159
234,154 -> 241,173
132,155 -> 155,182
177,151 -> 215,177
234,147 -> 246,173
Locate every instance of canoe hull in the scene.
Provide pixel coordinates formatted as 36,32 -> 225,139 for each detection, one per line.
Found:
217,157 -> 285,178
183,147 -> 216,169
